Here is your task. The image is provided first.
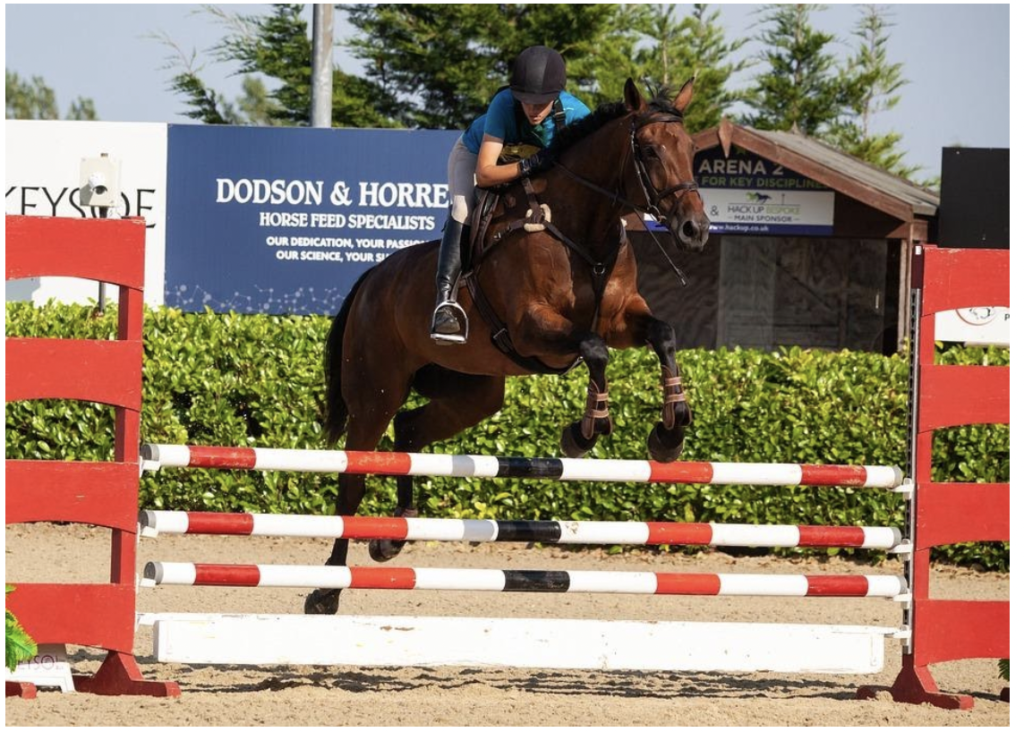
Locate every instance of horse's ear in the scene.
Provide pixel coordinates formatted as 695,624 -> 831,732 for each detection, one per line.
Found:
673,76 -> 695,114
623,78 -> 647,113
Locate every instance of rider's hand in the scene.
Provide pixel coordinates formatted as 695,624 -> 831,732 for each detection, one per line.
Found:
518,149 -> 554,177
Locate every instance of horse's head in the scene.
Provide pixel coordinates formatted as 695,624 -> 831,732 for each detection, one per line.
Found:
624,78 -> 710,252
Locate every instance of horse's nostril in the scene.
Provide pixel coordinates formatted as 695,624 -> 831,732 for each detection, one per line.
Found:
682,221 -> 696,239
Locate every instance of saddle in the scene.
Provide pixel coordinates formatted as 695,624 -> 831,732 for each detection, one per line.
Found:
465,143 -> 542,267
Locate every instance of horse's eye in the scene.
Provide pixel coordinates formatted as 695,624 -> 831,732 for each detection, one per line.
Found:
642,146 -> 659,159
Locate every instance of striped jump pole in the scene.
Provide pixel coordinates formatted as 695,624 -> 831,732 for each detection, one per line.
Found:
141,444 -> 904,489
139,510 -> 904,550
143,562 -> 907,598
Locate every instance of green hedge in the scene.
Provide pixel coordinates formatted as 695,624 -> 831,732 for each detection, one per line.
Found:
5,302 -> 1008,569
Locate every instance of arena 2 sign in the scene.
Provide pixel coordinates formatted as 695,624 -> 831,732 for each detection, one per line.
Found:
694,149 -> 835,236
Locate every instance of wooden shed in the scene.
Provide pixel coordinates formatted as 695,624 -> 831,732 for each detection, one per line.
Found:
631,119 -> 940,354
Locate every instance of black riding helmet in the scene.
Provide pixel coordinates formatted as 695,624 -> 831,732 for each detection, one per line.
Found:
509,46 -> 566,105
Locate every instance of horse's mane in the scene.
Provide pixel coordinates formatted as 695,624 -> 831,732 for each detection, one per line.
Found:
546,101 -> 628,158
543,94 -> 684,163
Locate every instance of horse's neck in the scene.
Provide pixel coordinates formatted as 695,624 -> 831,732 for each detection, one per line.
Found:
554,117 -> 635,249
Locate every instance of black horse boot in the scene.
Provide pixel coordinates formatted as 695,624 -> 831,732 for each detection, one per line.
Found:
430,217 -> 469,344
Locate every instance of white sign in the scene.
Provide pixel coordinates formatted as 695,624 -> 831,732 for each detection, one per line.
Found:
935,307 -> 1010,346
4,644 -> 74,693
5,120 -> 168,306
701,188 -> 836,236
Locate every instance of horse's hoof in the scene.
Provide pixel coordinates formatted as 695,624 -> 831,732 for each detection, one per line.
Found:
560,421 -> 598,459
368,538 -> 405,562
647,423 -> 685,463
304,587 -> 340,615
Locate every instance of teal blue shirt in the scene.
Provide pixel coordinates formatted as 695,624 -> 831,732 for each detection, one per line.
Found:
461,89 -> 590,154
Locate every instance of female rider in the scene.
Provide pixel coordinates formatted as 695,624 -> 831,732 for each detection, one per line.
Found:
430,45 -> 591,343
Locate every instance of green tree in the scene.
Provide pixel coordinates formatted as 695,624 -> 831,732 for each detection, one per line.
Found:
5,70 -> 97,120
152,28 -> 249,124
212,3 -> 315,126
6,71 -> 58,119
829,5 -> 922,180
166,69 -> 245,125
343,3 -> 618,129
616,4 -> 748,132
236,75 -> 280,126
66,97 -> 98,121
159,3 -> 742,131
158,4 -> 389,127
583,6 -> 643,105
743,4 -> 844,136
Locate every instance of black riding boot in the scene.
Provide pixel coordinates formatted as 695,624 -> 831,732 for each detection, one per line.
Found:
431,217 -> 469,343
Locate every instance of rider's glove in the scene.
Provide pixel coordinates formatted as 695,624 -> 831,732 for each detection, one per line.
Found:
517,149 -> 554,177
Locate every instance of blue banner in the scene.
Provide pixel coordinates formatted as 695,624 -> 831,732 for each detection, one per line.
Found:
165,125 -> 460,314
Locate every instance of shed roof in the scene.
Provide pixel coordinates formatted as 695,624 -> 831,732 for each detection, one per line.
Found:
693,119 -> 939,222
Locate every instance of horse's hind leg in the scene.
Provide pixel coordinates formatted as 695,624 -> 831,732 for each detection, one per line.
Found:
305,383 -> 412,615
367,368 -> 506,562
304,471 -> 367,615
365,410 -> 419,563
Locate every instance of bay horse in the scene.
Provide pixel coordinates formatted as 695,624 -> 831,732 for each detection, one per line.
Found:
305,78 -> 710,614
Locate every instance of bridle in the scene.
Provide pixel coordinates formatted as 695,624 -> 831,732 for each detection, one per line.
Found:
553,111 -> 701,285
629,113 -> 702,225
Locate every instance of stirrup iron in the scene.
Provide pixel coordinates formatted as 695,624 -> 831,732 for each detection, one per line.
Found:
431,300 -> 469,344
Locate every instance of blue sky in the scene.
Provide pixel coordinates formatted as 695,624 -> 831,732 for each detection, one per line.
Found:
4,3 -> 1012,181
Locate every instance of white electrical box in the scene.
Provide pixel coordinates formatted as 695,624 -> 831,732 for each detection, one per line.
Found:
79,154 -> 121,208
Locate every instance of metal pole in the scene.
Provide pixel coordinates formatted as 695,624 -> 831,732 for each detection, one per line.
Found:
97,205 -> 108,313
310,4 -> 334,128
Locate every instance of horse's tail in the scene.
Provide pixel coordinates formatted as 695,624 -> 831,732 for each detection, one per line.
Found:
323,269 -> 374,446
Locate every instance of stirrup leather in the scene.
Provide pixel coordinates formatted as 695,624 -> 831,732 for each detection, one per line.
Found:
430,299 -> 469,344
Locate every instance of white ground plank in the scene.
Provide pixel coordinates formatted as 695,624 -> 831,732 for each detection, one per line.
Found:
147,614 -> 894,674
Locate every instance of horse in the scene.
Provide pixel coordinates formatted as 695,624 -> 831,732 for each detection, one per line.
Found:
305,78 -> 710,614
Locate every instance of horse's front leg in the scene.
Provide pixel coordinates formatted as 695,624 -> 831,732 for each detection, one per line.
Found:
514,307 -> 611,458
607,297 -> 693,463
561,332 -> 613,458
645,318 -> 693,462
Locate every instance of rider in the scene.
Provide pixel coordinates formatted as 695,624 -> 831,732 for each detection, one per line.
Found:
430,45 -> 591,343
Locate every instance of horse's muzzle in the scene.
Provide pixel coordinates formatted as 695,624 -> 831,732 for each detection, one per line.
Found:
671,210 -> 711,252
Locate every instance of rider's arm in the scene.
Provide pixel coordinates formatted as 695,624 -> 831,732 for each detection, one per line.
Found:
475,135 -> 526,188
